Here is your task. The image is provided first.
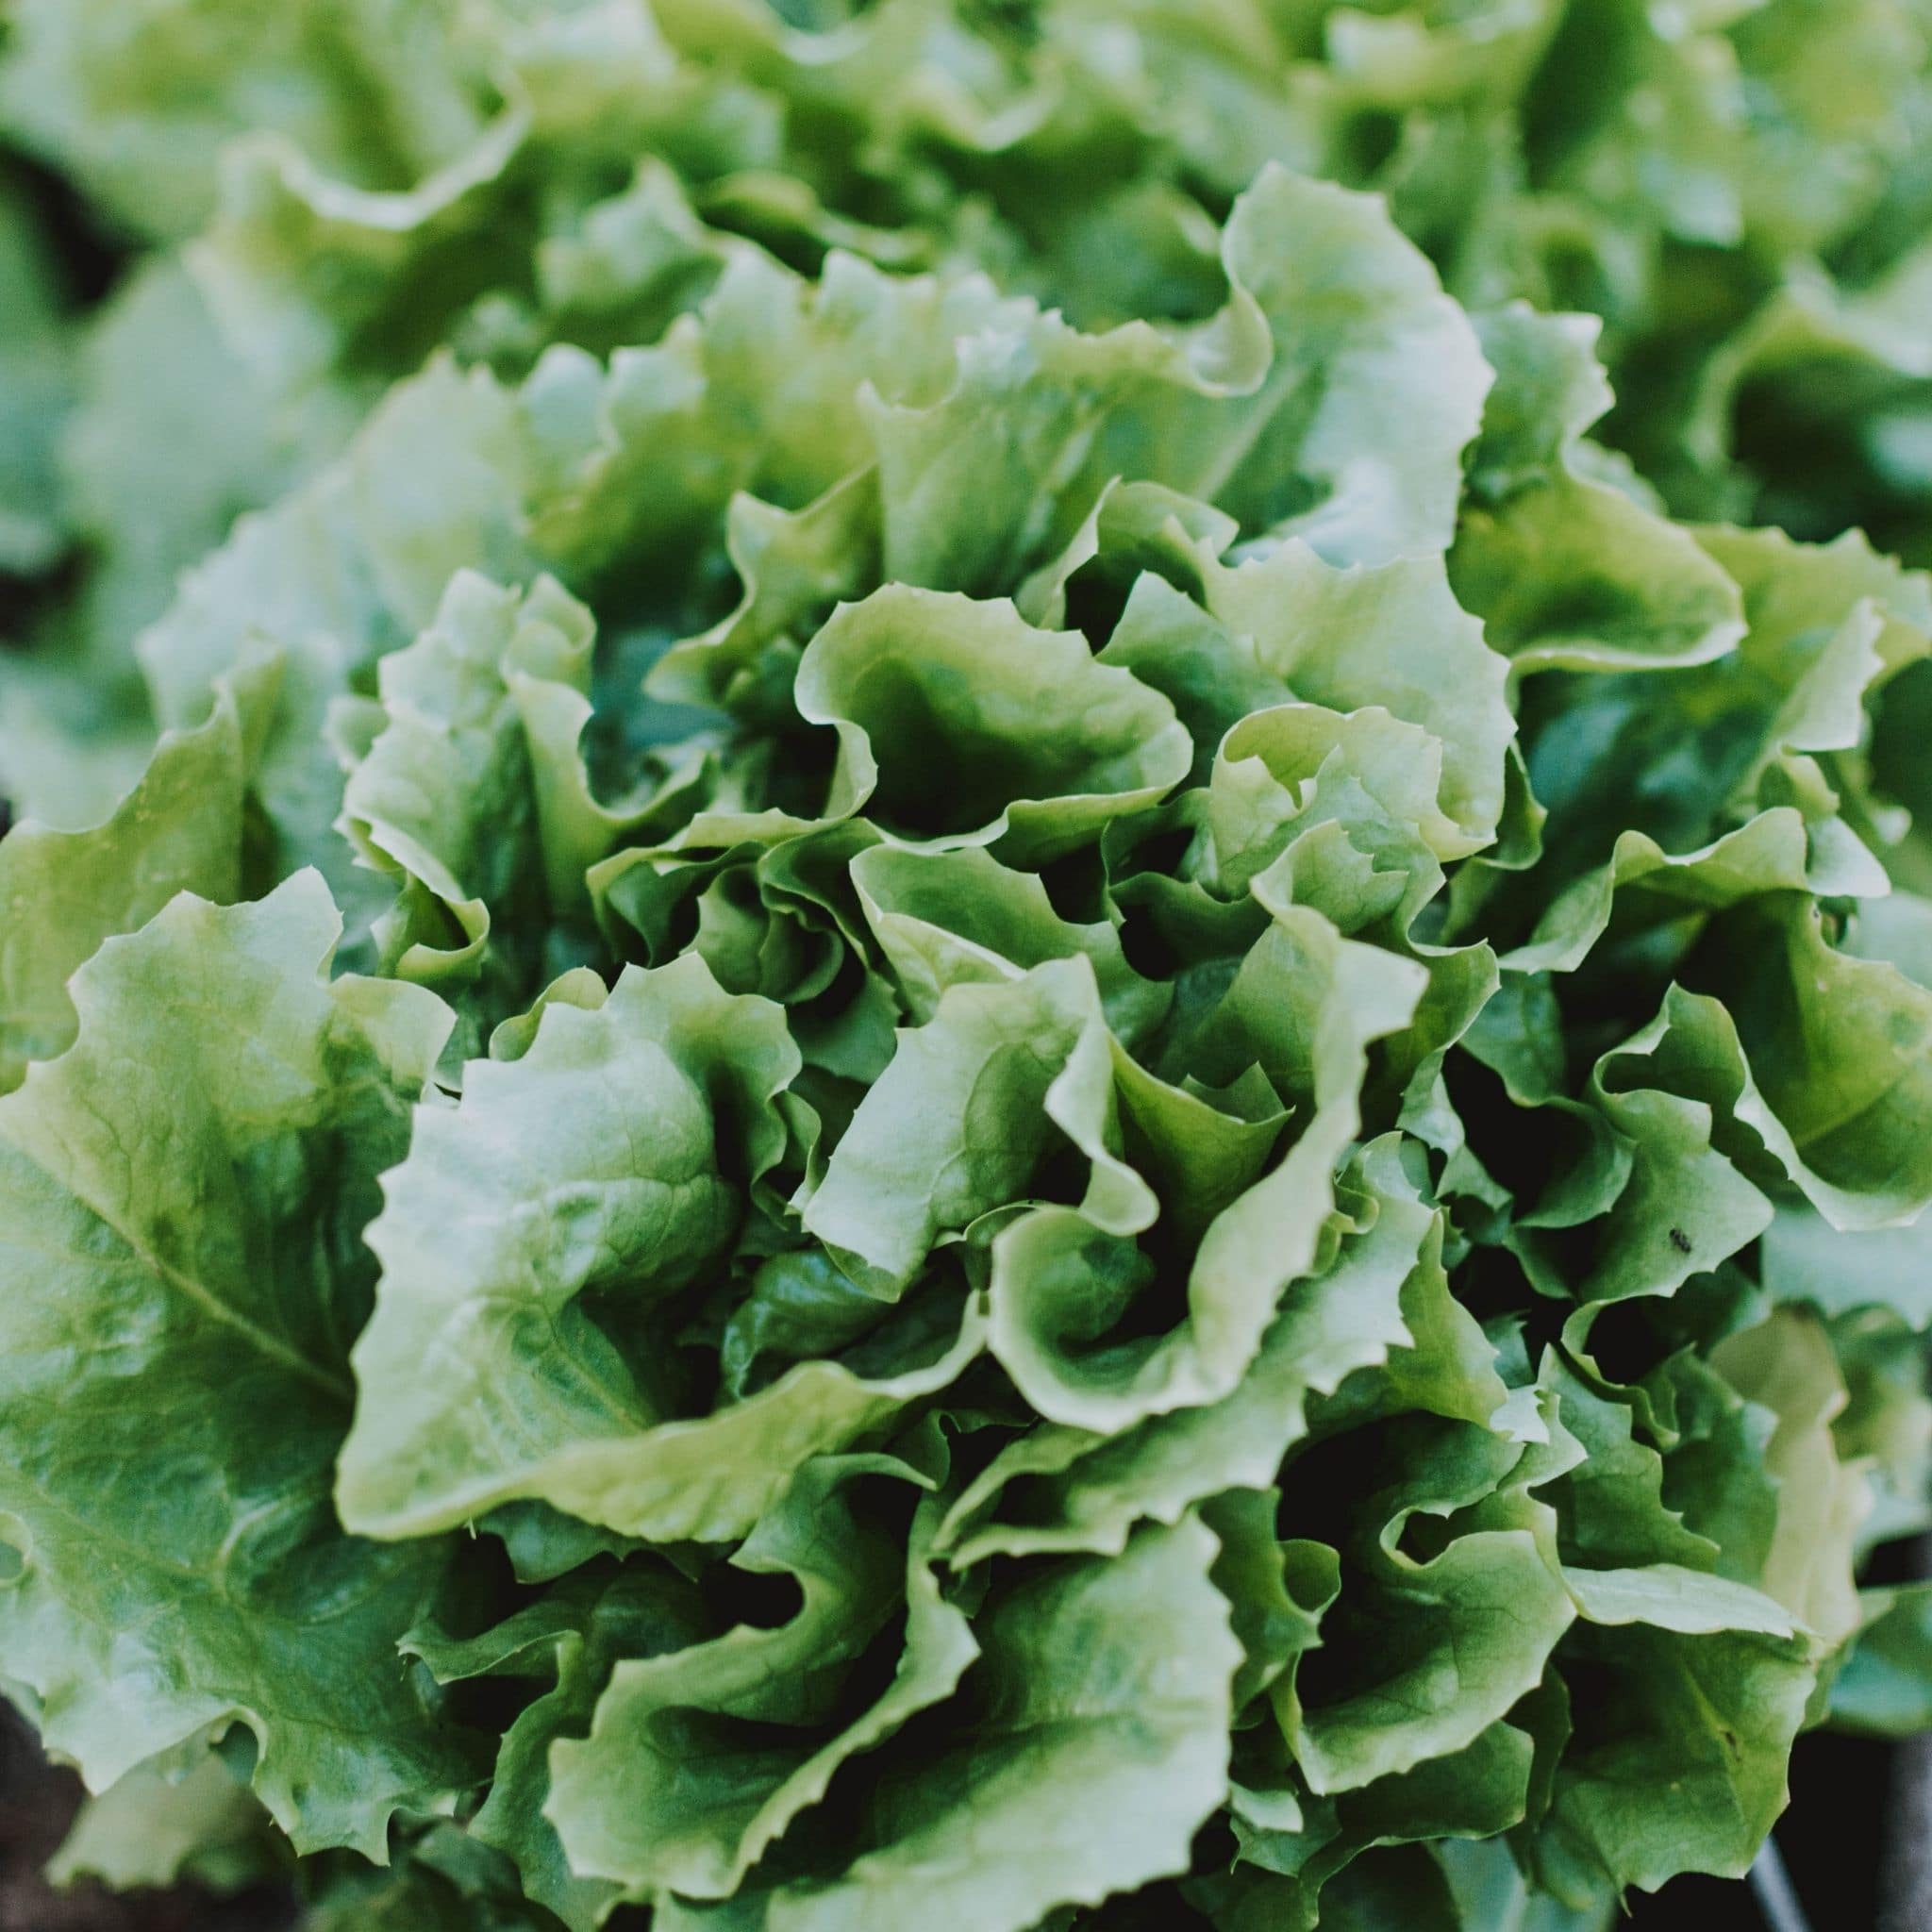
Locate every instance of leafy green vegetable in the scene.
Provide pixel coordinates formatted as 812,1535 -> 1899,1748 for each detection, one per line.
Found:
0,878 -> 483,1856
4,5 -> 1932,1927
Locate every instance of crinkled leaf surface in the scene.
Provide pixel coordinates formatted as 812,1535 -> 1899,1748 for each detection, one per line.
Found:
0,875 -> 484,1855
0,21 -> 1929,1925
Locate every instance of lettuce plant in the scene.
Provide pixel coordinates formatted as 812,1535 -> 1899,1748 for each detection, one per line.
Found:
2,5 -> 1931,1929
8,0 -> 1932,689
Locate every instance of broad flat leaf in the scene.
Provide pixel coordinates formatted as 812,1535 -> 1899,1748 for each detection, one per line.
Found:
655,1514 -> 1241,1932
62,257 -> 299,647
1536,1358 -> 1718,1574
865,166 -> 1490,593
850,841 -> 1170,1043
1685,896 -> 1932,1230
1110,541 -> 1515,859
339,956 -> 821,1542
1710,1308 -> 1870,1646
136,357 -> 538,921
48,1752 -> 275,1896
494,1286 -> 984,1547
1830,1586 -> 1932,1738
1464,305 -> 1614,499
800,957 -> 1106,1295
1202,168 -> 1491,564
547,1462 -> 975,1905
1452,472 -> 1745,676
1608,938 -> 1932,1234
990,907 -> 1426,1431
407,1558 -> 708,1932
793,586 -> 1191,862
1761,1207 -> 1932,1328
336,570 -> 597,991
0,0 -> 494,241
0,874 -> 483,1854
1506,1013 -> 1774,1307
1503,808 -> 1815,976
0,680 -> 248,1093
1534,1617 -> 1814,1899
1281,1421 -> 1574,1795
938,1137 -> 1433,1565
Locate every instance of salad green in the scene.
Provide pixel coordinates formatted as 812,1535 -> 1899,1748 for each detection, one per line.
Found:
3,3 -> 1932,1927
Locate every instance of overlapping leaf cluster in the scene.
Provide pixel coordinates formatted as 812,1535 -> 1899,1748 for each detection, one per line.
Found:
9,0 -> 1932,709
3,4 -> 1932,1929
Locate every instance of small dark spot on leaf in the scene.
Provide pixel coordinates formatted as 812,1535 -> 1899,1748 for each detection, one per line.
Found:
1668,1227 -> 1692,1255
